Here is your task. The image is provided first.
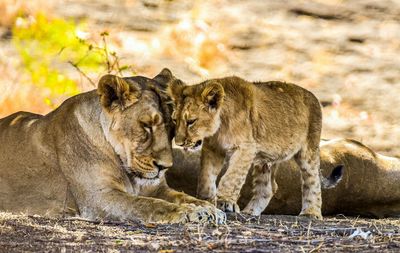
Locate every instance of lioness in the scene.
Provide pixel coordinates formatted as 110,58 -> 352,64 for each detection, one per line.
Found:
167,138 -> 400,218
0,72 -> 225,224
162,69 -> 337,219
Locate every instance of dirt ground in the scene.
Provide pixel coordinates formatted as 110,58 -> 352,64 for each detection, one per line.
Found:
1,213 -> 400,252
1,0 -> 400,252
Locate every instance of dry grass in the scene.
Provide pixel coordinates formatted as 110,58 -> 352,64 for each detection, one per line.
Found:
1,212 -> 399,252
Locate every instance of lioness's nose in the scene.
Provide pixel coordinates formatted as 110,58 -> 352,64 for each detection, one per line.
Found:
153,161 -> 169,171
153,159 -> 173,169
153,149 -> 173,168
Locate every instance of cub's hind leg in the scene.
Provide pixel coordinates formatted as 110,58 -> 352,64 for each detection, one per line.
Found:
293,92 -> 324,220
242,163 -> 278,216
294,146 -> 323,220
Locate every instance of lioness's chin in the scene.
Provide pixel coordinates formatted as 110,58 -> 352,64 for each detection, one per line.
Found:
130,173 -> 162,186
131,170 -> 160,180
123,165 -> 161,181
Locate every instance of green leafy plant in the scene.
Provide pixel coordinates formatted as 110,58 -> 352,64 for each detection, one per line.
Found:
12,13 -> 104,99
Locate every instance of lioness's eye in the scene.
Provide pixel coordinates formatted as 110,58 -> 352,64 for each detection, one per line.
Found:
144,126 -> 151,133
187,119 -> 197,127
141,122 -> 152,133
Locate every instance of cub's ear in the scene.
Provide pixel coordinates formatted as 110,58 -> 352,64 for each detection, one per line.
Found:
154,68 -> 184,102
153,68 -> 175,89
201,81 -> 225,111
167,79 -> 185,102
97,74 -> 141,111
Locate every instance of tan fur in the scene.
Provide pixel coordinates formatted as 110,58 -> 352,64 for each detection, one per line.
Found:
167,139 -> 400,218
0,72 -> 225,224
166,74 -> 328,219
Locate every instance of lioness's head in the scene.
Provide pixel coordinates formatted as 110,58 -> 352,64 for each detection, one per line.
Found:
159,70 -> 225,151
97,74 -> 173,181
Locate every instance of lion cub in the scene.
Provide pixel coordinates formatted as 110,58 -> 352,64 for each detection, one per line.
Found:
160,68 -> 340,219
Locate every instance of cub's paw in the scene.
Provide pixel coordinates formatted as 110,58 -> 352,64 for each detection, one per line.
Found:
181,204 -> 226,225
299,209 -> 323,220
216,197 -> 240,213
242,206 -> 263,216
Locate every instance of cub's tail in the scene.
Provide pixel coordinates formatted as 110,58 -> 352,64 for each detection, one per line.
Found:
321,165 -> 344,189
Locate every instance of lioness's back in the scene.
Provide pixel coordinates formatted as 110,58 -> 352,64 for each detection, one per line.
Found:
0,111 -> 42,130
0,110 -> 70,215
0,111 -> 45,158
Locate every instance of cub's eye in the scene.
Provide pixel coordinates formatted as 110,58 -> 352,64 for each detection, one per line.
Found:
171,111 -> 177,124
187,119 -> 197,127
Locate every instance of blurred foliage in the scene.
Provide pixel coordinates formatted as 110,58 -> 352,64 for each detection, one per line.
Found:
12,13 -> 105,102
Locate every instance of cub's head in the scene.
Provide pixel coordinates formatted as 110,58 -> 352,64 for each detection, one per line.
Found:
157,69 -> 225,151
97,74 -> 173,182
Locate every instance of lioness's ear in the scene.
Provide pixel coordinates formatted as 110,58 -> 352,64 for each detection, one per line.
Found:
201,82 -> 225,110
97,74 -> 141,111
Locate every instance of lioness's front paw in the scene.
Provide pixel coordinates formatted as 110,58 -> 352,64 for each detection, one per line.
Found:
181,204 -> 226,225
216,197 -> 240,213
202,205 -> 227,225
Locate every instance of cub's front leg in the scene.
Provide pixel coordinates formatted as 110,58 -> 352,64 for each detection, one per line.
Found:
216,144 -> 257,213
197,143 -> 226,203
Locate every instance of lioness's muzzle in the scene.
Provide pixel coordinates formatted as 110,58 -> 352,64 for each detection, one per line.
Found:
153,161 -> 168,172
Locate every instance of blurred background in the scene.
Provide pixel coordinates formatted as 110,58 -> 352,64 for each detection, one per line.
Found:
0,0 -> 399,156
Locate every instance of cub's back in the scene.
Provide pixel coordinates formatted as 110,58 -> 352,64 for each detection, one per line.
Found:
214,77 -> 321,112
251,80 -> 322,127
252,81 -> 322,154
253,80 -> 321,109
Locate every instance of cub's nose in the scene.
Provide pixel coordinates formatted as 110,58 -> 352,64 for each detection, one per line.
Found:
173,137 -> 185,147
